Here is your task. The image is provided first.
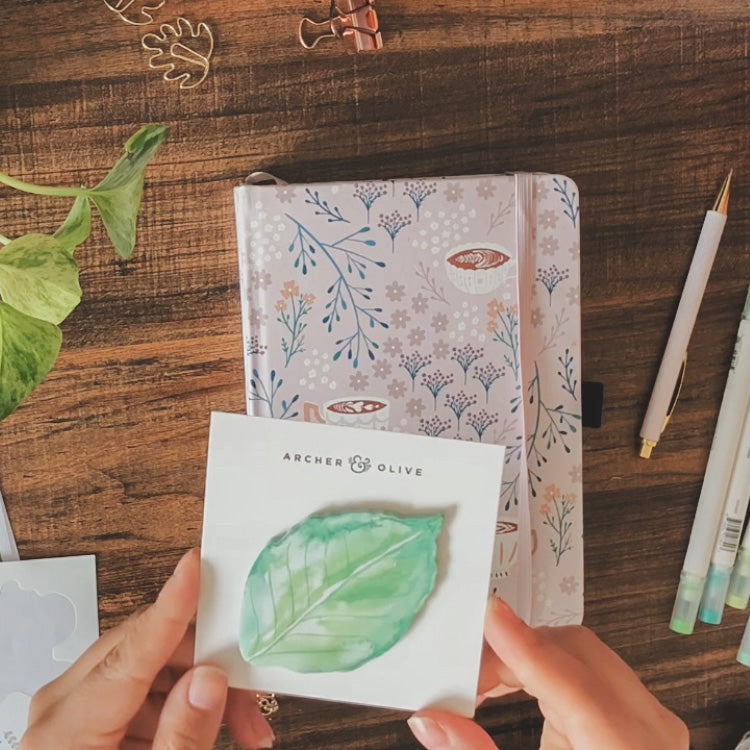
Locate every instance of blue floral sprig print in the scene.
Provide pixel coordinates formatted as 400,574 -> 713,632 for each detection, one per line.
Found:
378,210 -> 412,253
466,408 -> 499,442
451,343 -> 483,384
400,351 -> 431,391
445,390 -> 476,432
539,484 -> 576,565
353,182 -> 388,223
487,300 -> 520,380
558,347 -> 578,400
473,361 -> 504,402
420,369 -> 454,409
527,362 -> 581,497
304,188 -> 349,223
248,368 -> 299,419
536,265 -> 570,305
418,414 -> 451,438
286,215 -> 388,368
552,177 -> 579,227
403,180 -> 437,221
275,281 -> 315,366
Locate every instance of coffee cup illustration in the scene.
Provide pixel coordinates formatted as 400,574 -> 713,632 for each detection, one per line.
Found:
303,397 -> 390,430
494,520 -> 519,578
445,243 -> 512,295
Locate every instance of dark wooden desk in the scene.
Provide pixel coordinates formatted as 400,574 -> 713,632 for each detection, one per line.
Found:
1,2 -> 749,747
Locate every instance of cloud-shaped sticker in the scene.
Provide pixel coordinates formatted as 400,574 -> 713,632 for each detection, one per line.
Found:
0,581 -> 76,702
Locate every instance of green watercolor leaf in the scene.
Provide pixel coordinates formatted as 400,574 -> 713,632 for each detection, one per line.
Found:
239,510 -> 443,673
0,233 -> 81,324
86,124 -> 169,259
54,196 -> 92,254
0,301 -> 62,421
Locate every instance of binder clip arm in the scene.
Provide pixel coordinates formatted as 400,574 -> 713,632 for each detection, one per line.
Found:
299,0 -> 383,52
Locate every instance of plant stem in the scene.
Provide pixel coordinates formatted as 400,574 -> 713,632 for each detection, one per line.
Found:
0,234 -> 11,245
0,171 -> 89,198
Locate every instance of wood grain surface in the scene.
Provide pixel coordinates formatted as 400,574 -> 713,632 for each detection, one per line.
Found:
1,2 -> 749,748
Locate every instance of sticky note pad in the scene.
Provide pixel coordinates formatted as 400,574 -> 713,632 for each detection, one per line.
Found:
195,412 -> 505,716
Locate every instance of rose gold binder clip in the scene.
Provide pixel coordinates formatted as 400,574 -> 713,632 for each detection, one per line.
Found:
299,0 -> 383,52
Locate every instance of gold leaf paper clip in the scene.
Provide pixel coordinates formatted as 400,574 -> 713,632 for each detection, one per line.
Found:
141,17 -> 214,90
102,0 -> 166,26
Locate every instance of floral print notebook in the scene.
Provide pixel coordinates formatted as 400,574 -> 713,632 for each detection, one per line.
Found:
235,173 -> 583,627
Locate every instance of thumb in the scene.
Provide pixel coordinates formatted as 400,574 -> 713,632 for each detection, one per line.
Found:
153,665 -> 228,750
408,709 -> 499,750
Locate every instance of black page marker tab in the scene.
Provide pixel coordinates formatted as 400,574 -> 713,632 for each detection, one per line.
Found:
581,381 -> 603,428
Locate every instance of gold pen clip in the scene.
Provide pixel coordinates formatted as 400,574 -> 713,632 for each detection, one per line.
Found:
662,353 -> 687,433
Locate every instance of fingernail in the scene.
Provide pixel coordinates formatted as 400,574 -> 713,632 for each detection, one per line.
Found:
486,596 -> 517,620
408,715 -> 451,749
248,709 -> 275,748
188,665 -> 227,712
174,548 -> 199,578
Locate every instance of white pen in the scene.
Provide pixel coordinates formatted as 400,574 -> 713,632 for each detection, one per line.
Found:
670,282 -> 750,634
0,480 -> 20,562
699,398 -> 750,623
640,171 -> 733,460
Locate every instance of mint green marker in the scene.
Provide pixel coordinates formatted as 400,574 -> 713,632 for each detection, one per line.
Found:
671,283 -> 750,634
727,519 -> 750,610
738,614 -> 750,667
699,398 -> 750,623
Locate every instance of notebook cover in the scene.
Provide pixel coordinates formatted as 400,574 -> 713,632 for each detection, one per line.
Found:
235,174 -> 583,627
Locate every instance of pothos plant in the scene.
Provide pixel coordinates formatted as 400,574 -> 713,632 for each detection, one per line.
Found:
0,124 -> 168,421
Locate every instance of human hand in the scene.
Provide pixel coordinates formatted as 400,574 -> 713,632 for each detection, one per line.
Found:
408,597 -> 690,750
21,549 -> 275,750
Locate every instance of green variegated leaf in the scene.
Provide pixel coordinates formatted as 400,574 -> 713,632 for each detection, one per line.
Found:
0,301 -> 62,421
87,124 -> 169,258
0,234 -> 81,324
54,196 -> 92,254
239,511 -> 443,673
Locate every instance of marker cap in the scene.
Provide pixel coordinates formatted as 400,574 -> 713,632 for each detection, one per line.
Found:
670,571 -> 705,635
698,564 -> 732,624
727,548 -> 750,610
738,616 -> 750,667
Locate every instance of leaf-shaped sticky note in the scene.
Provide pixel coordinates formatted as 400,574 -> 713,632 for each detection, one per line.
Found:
54,196 -> 92,255
141,18 -> 214,90
0,234 -> 81,324
239,511 -> 443,673
0,301 -> 62,421
86,124 -> 169,259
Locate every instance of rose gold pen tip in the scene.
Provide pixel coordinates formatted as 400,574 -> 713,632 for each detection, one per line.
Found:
712,170 -> 732,215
